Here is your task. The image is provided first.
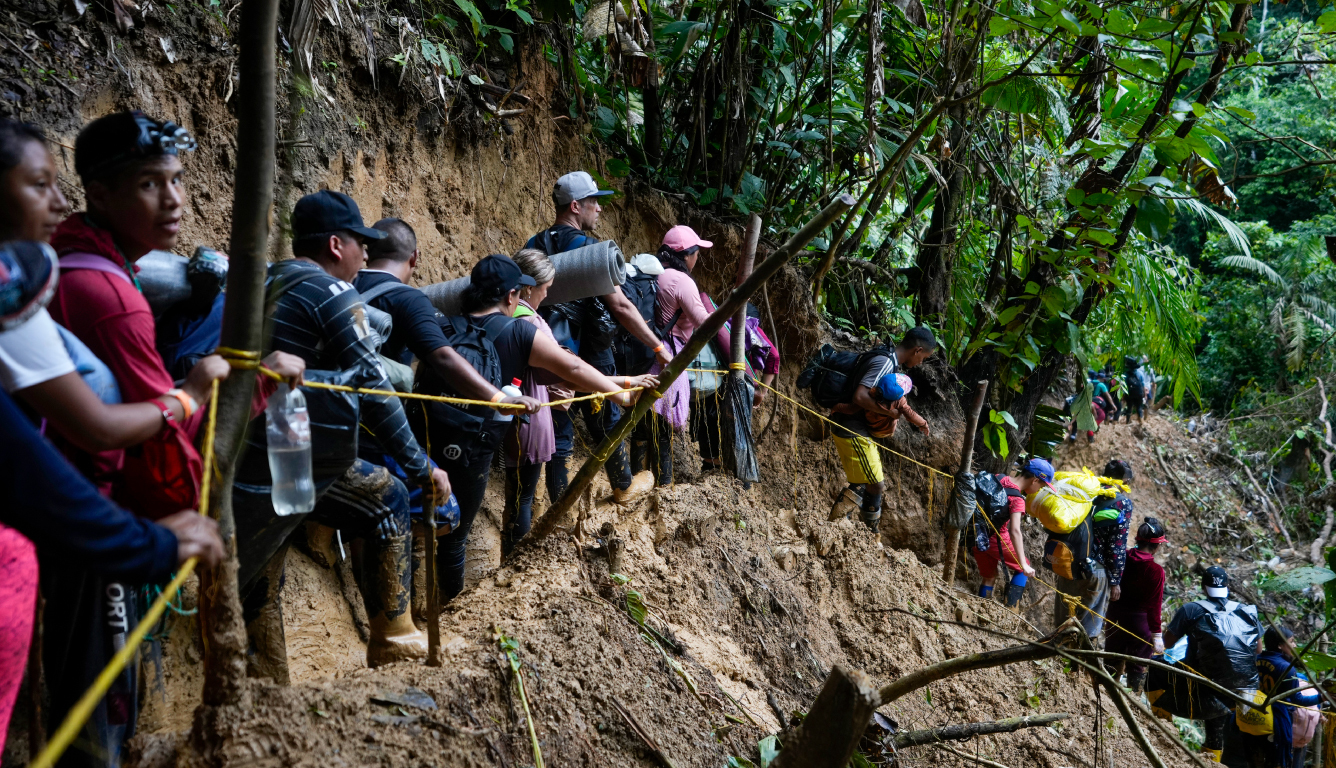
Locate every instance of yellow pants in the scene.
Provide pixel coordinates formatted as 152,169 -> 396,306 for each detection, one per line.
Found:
833,434 -> 883,485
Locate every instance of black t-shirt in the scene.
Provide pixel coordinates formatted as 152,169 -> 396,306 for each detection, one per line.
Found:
525,225 -> 616,371
470,311 -> 538,387
352,270 -> 451,365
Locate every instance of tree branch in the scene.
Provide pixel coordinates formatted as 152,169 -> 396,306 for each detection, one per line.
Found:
892,713 -> 1069,748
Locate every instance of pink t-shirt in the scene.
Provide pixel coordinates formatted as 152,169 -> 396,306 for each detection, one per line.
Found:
655,269 -> 710,346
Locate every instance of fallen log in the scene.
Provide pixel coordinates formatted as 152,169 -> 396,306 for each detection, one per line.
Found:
772,665 -> 881,768
878,622 -> 1083,703
892,713 -> 1069,748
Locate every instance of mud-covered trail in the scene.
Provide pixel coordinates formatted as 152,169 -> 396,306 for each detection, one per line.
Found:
111,417 -> 1209,768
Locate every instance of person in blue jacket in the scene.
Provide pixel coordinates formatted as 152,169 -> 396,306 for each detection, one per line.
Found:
1247,626 -> 1322,768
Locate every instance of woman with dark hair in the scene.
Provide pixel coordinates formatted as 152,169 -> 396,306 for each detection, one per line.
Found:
418,255 -> 655,597
1105,516 -> 1167,693
653,225 -> 723,472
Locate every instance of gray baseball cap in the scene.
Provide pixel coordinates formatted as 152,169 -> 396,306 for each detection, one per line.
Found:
553,171 -> 615,207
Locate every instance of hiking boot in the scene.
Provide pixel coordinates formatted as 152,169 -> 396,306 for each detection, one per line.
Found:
364,532 -> 428,668
244,554 -> 291,685
613,470 -> 656,504
830,485 -> 862,521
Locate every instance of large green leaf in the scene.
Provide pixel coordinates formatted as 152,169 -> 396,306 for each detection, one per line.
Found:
1260,566 -> 1336,592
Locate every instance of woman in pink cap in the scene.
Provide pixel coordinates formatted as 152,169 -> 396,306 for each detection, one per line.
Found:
649,225 -> 721,478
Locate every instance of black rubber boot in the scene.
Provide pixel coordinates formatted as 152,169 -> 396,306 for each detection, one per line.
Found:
860,490 -> 883,533
1004,579 -> 1027,608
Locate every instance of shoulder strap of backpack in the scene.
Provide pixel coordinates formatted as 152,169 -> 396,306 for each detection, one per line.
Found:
358,280 -> 415,305
266,267 -> 326,310
541,229 -> 560,255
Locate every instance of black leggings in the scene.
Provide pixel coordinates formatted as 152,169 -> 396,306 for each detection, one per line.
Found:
433,448 -> 494,602
690,388 -> 723,464
631,413 -> 674,485
502,457 -> 568,556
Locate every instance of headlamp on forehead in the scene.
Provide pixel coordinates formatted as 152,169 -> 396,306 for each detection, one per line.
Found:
74,110 -> 197,183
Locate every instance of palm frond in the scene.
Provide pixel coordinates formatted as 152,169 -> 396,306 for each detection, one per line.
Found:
1287,304 -> 1307,371
1111,245 -> 1201,405
1222,254 -> 1286,286
1298,293 -> 1336,328
1180,197 -> 1253,259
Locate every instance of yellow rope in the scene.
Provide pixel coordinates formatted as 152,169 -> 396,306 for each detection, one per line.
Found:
220,349 -> 640,411
31,379 -> 223,768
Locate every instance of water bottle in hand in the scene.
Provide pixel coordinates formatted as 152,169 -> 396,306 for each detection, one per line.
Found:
495,378 -> 523,422
266,383 -> 315,516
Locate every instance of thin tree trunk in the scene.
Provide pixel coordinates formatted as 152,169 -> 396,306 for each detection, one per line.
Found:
878,624 -> 1079,703
199,0 -> 281,708
525,195 -> 856,546
943,380 -> 989,583
731,214 -> 762,378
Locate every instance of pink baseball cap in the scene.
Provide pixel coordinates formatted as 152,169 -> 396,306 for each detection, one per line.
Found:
662,225 -> 713,251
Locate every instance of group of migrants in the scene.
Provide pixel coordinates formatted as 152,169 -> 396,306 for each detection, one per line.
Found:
952,451 -> 1321,765
1065,356 -> 1159,443
0,109 -> 795,764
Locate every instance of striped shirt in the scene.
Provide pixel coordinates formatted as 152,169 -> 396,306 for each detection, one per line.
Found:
266,260 -> 430,484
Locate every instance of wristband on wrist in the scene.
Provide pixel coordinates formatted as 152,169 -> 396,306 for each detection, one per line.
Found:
165,388 -> 197,419
653,344 -> 664,353
490,391 -> 506,403
150,398 -> 177,425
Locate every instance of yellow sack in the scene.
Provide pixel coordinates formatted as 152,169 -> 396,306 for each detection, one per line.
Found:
1235,689 -> 1273,736
1029,470 -> 1102,533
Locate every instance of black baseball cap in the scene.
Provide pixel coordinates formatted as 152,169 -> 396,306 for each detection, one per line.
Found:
1203,565 -> 1229,598
291,190 -> 387,243
471,254 -> 536,294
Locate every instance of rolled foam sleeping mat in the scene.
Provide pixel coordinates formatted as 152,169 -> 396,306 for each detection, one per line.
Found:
422,240 -> 627,316
135,250 -> 192,315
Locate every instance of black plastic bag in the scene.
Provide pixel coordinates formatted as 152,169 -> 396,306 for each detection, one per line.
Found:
719,375 -> 759,484
1189,600 -> 1262,690
1146,657 -> 1232,720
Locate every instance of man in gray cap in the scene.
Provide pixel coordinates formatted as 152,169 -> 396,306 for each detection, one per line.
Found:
526,171 -> 671,502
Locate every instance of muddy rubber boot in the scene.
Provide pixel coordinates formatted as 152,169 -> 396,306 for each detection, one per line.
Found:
363,532 -> 428,668
502,470 -> 521,558
243,554 -> 291,685
1126,667 -> 1147,693
859,490 -> 883,533
830,485 -> 863,521
1004,573 -> 1028,609
613,470 -> 656,505
301,521 -> 340,569
1202,748 -> 1223,763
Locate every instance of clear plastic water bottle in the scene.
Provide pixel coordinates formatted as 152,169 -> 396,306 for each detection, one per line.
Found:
266,383 -> 315,516
495,378 -> 523,422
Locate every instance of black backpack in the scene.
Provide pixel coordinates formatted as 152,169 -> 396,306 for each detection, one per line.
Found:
1042,512 -> 1094,581
967,472 -> 1025,551
412,315 -> 506,466
613,269 -> 684,375
797,344 -> 892,409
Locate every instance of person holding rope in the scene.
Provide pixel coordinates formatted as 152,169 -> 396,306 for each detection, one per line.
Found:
1104,517 -> 1167,693
234,190 -> 450,671
0,241 -> 225,756
23,112 -> 301,767
526,171 -> 671,503
1162,566 -> 1263,763
825,328 -> 936,533
965,469 -> 1035,608
415,253 -> 656,595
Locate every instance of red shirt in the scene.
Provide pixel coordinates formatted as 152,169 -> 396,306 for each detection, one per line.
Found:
1115,548 -> 1166,632
48,215 -> 203,499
